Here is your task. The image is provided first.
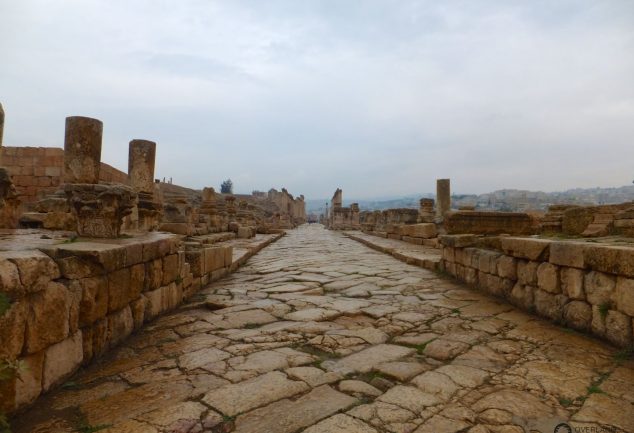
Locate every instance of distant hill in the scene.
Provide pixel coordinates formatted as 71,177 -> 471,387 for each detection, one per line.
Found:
306,185 -> 634,214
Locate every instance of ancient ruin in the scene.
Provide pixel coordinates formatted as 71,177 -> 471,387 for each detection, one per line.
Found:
0,107 -> 632,433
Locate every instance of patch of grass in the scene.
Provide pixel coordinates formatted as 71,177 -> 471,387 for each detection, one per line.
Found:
299,345 -> 341,368
613,347 -> 634,363
73,417 -> 112,433
398,339 -> 436,355
243,323 -> 259,329
61,381 -> 81,390
587,385 -> 604,394
0,413 -> 10,433
558,397 -> 573,407
451,308 -> 460,314
117,234 -> 133,239
222,414 -> 236,422
62,235 -> 79,244
0,293 -> 11,318
0,359 -> 27,382
175,275 -> 183,285
598,302 -> 610,319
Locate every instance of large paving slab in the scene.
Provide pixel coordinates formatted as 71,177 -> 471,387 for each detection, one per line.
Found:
10,225 -> 634,433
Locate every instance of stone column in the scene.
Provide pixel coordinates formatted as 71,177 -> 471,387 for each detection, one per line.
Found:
64,116 -> 103,184
128,139 -> 156,193
436,178 -> 451,219
63,116 -> 135,237
419,198 -> 435,223
0,103 -> 19,228
128,139 -> 160,231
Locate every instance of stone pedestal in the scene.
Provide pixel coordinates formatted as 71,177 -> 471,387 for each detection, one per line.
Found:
419,198 -> 435,223
436,179 -> 451,221
64,184 -> 135,238
64,116 -> 103,184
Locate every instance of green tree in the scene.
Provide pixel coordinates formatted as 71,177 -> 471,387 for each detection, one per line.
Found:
220,179 -> 233,194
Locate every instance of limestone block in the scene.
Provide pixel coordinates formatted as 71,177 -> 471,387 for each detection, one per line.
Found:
478,251 -> 501,274
130,295 -> 146,329
400,223 -> 437,239
584,271 -> 616,307
145,286 -> 164,320
496,256 -> 517,279
237,226 -> 253,239
0,301 -> 26,359
42,242 -> 126,273
78,276 -> 108,327
4,250 -> 60,293
500,237 -> 551,260
185,250 -> 204,277
591,305 -> 606,337
145,258 -> 163,291
162,254 -> 179,285
0,351 -> 44,413
534,289 -> 566,321
605,310 -> 633,347
124,242 -> 143,267
584,244 -> 634,278
517,260 -> 539,286
129,263 -> 144,300
402,236 -> 423,245
107,267 -> 131,312
142,239 -> 160,262
67,280 -> 82,334
0,257 -> 23,298
42,331 -> 83,391
25,282 -> 71,354
537,263 -> 560,294
90,317 -> 109,359
561,267 -> 585,300
510,283 -> 535,310
439,235 -> 477,248
464,267 -> 478,285
224,246 -> 233,267
563,301 -> 592,331
615,277 -> 634,316
56,256 -> 102,279
107,305 -> 134,347
442,247 -> 455,262
549,241 -> 587,268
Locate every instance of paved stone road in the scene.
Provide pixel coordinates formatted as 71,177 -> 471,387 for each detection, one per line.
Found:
14,225 -> 634,433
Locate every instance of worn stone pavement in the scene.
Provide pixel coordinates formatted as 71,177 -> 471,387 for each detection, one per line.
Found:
13,225 -> 634,433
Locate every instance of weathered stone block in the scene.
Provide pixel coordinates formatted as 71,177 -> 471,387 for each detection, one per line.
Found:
129,263 -> 144,300
43,331 -> 83,391
549,241 -> 587,268
91,317 -> 109,359
563,301 -> 592,331
534,289 -> 566,321
0,301 -> 26,359
537,263 -> 560,294
224,247 -> 233,268
439,235 -> 477,248
78,276 -> 108,327
107,306 -> 134,347
162,254 -> 179,285
400,223 -> 437,239
185,250 -> 204,277
478,251 -> 501,274
615,277 -> 634,316
591,305 -> 606,337
496,255 -> 517,279
442,246 -> 455,262
464,267 -> 478,285
130,295 -> 146,330
584,244 -> 634,278
25,282 -> 70,354
56,256 -> 102,279
500,237 -> 551,261
124,242 -> 143,267
5,250 -> 60,293
517,260 -> 539,286
605,310 -> 633,347
0,351 -> 44,413
510,283 -> 535,310
107,267 -> 131,312
561,267 -> 585,300
0,257 -> 23,298
584,271 -> 616,307
145,258 -> 163,292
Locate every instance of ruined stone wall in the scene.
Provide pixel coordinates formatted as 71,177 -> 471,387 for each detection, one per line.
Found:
0,146 -> 128,207
0,232 -> 240,414
439,235 -> 634,348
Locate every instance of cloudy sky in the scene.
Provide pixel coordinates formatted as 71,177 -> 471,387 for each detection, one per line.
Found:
1,1 -> 633,200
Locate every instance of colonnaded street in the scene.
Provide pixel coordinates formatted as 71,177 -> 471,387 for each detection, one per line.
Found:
13,225 -> 634,433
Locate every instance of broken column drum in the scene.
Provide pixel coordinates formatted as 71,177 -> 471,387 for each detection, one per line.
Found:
128,139 -> 161,230
436,179 -> 451,220
63,116 -> 135,237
